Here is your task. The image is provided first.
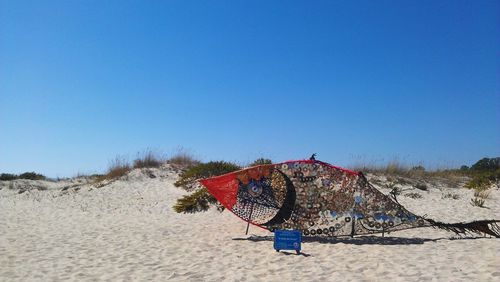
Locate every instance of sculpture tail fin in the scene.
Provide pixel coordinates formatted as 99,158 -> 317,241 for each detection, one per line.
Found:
426,219 -> 500,238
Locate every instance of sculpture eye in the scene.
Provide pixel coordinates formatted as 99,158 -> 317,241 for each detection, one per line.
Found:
248,183 -> 263,197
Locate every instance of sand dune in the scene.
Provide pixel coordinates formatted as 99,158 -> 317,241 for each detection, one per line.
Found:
1,166 -> 499,281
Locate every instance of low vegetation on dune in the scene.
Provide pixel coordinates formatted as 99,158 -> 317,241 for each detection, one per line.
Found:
95,151 -> 164,183
95,150 -> 201,183
464,158 -> 500,191
355,157 -> 499,208
351,162 -> 468,185
353,158 -> 499,188
0,172 -> 46,181
463,158 -> 499,208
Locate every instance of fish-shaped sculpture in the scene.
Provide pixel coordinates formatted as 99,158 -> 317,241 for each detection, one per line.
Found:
200,159 -> 500,237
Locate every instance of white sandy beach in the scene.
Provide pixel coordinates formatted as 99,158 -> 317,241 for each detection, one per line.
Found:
1,166 -> 499,281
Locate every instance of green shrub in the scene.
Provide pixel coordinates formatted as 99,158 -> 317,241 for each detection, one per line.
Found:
465,169 -> 500,190
173,188 -> 219,213
174,161 -> 241,189
0,173 -> 18,181
18,172 -> 46,180
465,175 -> 491,190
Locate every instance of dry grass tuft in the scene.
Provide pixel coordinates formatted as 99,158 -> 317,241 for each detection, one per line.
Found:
350,159 -> 408,175
470,197 -> 486,208
133,150 -> 165,169
442,193 -> 460,200
470,190 -> 491,208
474,190 -> 491,200
97,156 -> 131,182
167,150 -> 200,168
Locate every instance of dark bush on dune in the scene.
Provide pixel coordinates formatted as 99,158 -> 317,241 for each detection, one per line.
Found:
0,172 -> 46,181
18,172 -> 46,180
0,173 -> 18,181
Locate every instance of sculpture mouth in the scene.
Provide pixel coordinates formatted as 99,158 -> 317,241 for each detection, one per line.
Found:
199,173 -> 240,210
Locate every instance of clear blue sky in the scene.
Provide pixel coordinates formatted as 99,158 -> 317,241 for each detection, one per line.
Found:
1,0 -> 499,177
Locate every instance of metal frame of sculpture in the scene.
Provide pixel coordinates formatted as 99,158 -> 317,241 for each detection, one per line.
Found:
200,159 -> 500,238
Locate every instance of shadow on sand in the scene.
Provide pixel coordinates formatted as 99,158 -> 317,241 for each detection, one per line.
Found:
232,235 -> 487,246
